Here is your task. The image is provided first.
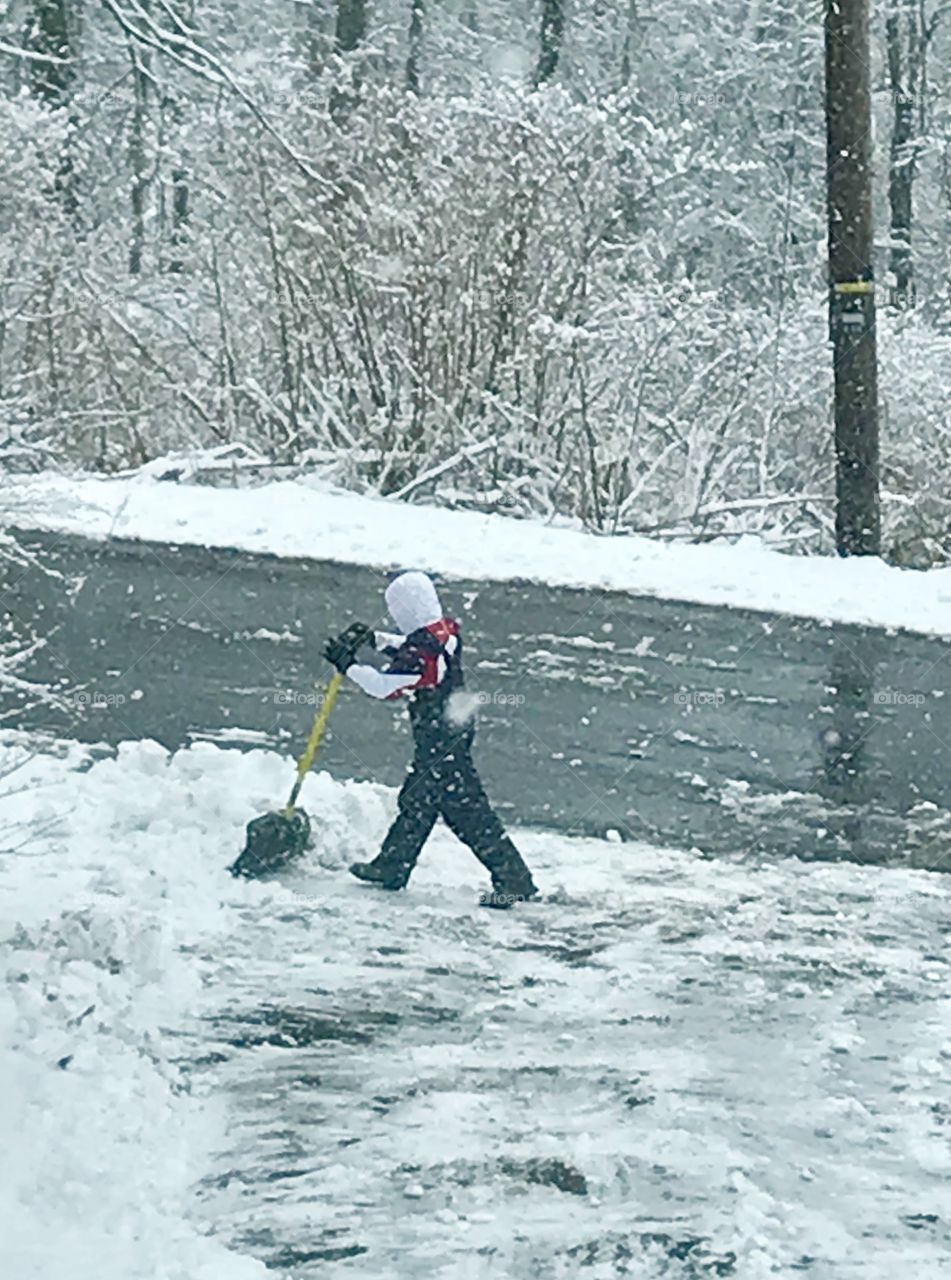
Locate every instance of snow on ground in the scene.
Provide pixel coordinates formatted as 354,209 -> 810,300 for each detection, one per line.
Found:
5,468 -> 951,637
0,736 -> 268,1280
2,734 -> 950,1277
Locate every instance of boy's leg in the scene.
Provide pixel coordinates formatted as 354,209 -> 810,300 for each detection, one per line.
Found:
438,750 -> 537,898
350,762 -> 439,889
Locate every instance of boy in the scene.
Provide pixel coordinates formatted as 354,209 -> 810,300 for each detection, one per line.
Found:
324,571 -> 537,909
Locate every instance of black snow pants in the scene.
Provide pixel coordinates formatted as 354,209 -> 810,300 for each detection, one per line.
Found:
374,729 -> 535,891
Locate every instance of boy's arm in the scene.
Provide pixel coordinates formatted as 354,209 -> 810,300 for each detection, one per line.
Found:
346,664 -> 420,700
345,636 -> 425,701
373,630 -> 406,656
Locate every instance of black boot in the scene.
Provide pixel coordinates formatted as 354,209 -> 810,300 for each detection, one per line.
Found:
349,859 -> 409,891
479,865 -> 539,910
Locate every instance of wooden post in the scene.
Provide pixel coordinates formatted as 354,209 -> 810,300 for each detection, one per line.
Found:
824,0 -> 881,556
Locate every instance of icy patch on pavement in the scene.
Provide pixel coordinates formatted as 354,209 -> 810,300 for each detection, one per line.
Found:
6,470 -> 951,636
2,734 -> 950,1277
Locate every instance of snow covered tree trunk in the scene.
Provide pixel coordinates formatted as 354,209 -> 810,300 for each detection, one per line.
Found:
161,3 -> 192,273
162,90 -> 191,274
533,0 -> 564,88
335,0 -> 367,52
883,3 -> 944,308
26,0 -> 77,214
26,0 -> 73,104
406,0 -> 424,96
128,41 -> 150,275
886,4 -> 918,309
332,0 -> 367,122
619,0 -> 646,86
298,0 -> 327,78
165,156 -> 190,274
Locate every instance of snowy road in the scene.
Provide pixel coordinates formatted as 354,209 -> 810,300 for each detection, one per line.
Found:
8,530 -> 951,873
199,837 -> 951,1279
4,740 -> 949,1279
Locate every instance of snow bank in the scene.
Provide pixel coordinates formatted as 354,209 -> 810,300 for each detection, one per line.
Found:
0,735 -> 272,1280
0,729 -> 400,1278
6,469 -> 951,637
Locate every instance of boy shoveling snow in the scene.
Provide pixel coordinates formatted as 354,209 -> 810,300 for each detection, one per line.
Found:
324,571 -> 538,909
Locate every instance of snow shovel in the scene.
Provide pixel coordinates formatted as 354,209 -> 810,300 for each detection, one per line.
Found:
229,672 -> 344,878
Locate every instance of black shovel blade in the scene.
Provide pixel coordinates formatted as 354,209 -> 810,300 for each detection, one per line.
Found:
229,809 -> 312,879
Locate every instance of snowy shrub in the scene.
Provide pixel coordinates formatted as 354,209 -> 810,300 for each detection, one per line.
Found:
1,0 -> 950,557
878,314 -> 951,565
0,533 -> 64,725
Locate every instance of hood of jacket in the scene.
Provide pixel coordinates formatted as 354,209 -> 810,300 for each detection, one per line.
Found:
385,571 -> 443,635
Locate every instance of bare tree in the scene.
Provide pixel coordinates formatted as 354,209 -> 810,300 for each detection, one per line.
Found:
335,0 -> 366,53
25,0 -> 77,212
128,38 -> 150,274
297,0 -> 325,79
620,0 -> 647,87
160,2 -> 193,273
25,0 -> 73,103
331,0 -> 367,122
884,1 -> 946,307
533,0 -> 564,88
406,0 -> 424,96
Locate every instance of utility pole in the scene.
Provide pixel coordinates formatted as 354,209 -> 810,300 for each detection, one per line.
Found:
824,0 -> 880,556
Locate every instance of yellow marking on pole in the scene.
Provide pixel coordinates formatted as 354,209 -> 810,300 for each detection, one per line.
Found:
833,280 -> 874,295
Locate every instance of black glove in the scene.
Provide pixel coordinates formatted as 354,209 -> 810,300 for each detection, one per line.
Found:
324,621 -> 373,673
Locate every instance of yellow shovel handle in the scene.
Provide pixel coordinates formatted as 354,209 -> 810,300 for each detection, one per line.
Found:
283,670 -> 344,815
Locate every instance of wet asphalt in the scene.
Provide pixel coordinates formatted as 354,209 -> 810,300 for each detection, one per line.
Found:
5,529 -> 951,871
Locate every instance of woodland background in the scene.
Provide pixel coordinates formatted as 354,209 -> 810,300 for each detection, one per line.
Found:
3,1 -> 951,560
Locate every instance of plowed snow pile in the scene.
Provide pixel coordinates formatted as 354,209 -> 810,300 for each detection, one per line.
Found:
1,735 -> 949,1278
